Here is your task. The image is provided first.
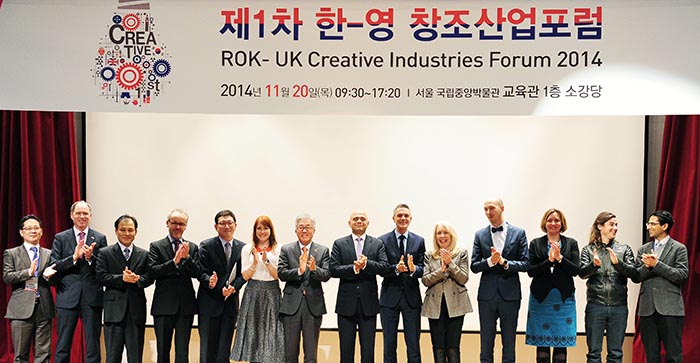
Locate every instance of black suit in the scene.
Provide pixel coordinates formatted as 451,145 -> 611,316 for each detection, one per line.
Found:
96,242 -> 153,363
197,236 -> 245,363
147,236 -> 200,363
330,234 -> 389,363
378,230 -> 425,363
51,227 -> 107,363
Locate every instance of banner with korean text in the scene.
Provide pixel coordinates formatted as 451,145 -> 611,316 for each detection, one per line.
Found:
1,0 -> 699,115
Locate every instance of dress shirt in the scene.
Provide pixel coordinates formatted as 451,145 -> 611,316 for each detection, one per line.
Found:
241,244 -> 280,281
487,222 -> 509,267
654,235 -> 670,256
117,241 -> 132,260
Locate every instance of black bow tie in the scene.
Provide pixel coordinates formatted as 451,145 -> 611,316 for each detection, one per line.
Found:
491,226 -> 504,233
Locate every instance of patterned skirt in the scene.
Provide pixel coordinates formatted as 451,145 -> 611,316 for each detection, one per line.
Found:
525,288 -> 577,347
230,279 -> 285,362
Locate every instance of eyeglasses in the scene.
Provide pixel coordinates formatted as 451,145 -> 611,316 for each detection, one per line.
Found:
645,222 -> 660,226
217,221 -> 235,227
22,226 -> 42,231
296,225 -> 314,231
168,220 -> 187,227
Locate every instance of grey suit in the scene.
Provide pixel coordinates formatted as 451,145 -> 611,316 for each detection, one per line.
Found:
421,249 -> 473,319
3,244 -> 55,363
634,237 -> 688,362
278,241 -> 331,363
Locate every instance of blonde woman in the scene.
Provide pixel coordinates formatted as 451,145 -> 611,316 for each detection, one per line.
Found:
421,222 -> 472,363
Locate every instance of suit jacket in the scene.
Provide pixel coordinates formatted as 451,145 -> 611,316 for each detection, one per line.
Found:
51,227 -> 107,308
527,235 -> 580,303
147,237 -> 200,316
421,249 -> 472,319
378,230 -> 425,309
634,237 -> 688,317
330,235 -> 389,317
197,236 -> 245,318
278,241 -> 331,317
470,223 -> 529,301
3,245 -> 55,319
96,243 -> 153,324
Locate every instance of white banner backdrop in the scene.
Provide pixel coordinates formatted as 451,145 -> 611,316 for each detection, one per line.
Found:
2,0 -> 700,115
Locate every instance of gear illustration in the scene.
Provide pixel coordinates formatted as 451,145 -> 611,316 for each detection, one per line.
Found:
122,13 -> 140,31
142,61 -> 150,68
100,67 -> 116,81
112,14 -> 122,24
116,62 -> 144,90
133,55 -> 142,63
152,59 -> 171,77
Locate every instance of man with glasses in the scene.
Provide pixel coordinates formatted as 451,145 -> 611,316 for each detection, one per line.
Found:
147,209 -> 200,363
3,214 -> 57,363
51,200 -> 108,363
197,210 -> 246,363
278,214 -> 331,363
634,210 -> 689,363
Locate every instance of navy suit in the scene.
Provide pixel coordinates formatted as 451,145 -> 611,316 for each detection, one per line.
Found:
51,227 -> 107,363
96,243 -> 153,363
471,223 -> 528,363
379,230 -> 425,363
330,234 -> 389,363
197,237 -> 245,363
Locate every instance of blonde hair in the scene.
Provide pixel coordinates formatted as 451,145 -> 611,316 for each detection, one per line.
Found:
431,222 -> 460,259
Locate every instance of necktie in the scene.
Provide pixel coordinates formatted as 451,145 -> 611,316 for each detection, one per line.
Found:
302,246 -> 308,256
398,235 -> 406,259
355,237 -> 363,259
654,242 -> 664,255
302,246 -> 309,295
491,226 -> 504,233
225,242 -> 231,263
30,246 -> 39,277
124,248 -> 130,261
173,239 -> 181,253
78,231 -> 86,243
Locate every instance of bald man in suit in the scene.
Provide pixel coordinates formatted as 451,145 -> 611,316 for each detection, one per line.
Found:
3,214 -> 57,363
330,210 -> 390,363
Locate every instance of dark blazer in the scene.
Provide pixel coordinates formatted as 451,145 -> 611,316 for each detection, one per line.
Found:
96,243 -> 153,324
51,227 -> 107,309
634,238 -> 688,317
330,235 -> 389,317
147,237 -> 200,316
470,223 -> 529,301
3,245 -> 56,319
527,235 -> 580,303
278,241 -> 331,317
197,236 -> 245,318
378,230 -> 425,309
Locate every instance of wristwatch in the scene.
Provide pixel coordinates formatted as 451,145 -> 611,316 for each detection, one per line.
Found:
264,259 -> 271,265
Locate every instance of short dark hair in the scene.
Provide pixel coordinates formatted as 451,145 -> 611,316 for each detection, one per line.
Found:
114,214 -> 139,229
650,210 -> 674,232
18,214 -> 43,230
215,209 -> 237,224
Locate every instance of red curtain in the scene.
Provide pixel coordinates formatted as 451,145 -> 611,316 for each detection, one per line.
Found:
0,111 -> 82,363
633,115 -> 700,362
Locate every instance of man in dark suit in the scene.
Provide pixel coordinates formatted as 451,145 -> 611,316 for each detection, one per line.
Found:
279,213 -> 331,363
51,200 -> 107,363
197,210 -> 246,363
634,210 -> 689,363
3,214 -> 57,363
96,214 -> 154,363
378,204 -> 425,363
330,210 -> 390,363
471,198 -> 529,363
147,209 -> 200,363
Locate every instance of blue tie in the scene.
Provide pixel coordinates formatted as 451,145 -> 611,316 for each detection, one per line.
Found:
30,246 -> 39,277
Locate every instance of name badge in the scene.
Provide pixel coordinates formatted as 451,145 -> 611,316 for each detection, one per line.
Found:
25,276 -> 38,291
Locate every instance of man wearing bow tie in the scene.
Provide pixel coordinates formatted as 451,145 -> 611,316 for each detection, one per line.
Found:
147,209 -> 200,363
96,214 -> 153,363
278,213 -> 331,363
634,210 -> 688,363
330,210 -> 390,363
51,200 -> 108,363
471,198 -> 529,363
378,204 -> 426,363
197,210 -> 246,363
